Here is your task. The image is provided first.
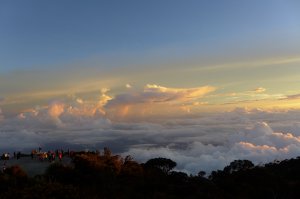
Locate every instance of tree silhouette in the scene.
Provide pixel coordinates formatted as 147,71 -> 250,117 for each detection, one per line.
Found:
223,160 -> 254,173
198,170 -> 206,177
145,157 -> 176,173
1,153 -> 300,198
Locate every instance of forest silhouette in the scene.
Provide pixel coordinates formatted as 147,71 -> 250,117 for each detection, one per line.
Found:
1,148 -> 300,199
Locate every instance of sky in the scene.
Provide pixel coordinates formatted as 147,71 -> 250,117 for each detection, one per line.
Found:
1,0 -> 300,173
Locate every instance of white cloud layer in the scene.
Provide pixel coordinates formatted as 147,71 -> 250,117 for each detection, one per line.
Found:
121,115 -> 300,174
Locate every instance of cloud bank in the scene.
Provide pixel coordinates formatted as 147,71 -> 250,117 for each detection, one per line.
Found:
1,84 -> 300,174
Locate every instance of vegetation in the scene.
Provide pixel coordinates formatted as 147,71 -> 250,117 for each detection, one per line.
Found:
1,149 -> 300,198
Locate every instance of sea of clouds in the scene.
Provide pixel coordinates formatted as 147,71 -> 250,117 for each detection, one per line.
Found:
1,105 -> 300,174
1,84 -> 300,174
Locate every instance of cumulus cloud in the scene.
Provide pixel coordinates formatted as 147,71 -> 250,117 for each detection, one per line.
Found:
105,84 -> 216,121
48,101 -> 64,118
107,84 -> 215,106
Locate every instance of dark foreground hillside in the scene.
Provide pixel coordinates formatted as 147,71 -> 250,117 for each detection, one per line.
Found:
1,149 -> 300,199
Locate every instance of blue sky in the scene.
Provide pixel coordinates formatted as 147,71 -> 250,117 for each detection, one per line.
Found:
0,0 -> 300,115
1,0 -> 299,72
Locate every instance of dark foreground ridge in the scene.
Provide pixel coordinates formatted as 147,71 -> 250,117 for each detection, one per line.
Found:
0,148 -> 300,199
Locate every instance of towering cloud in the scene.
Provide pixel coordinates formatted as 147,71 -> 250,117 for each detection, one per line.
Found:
105,84 -> 216,121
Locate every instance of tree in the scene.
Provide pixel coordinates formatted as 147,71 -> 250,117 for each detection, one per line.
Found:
5,165 -> 28,179
45,162 -> 74,183
145,157 -> 177,173
103,147 -> 112,157
198,171 -> 206,177
223,160 -> 254,173
120,157 -> 143,178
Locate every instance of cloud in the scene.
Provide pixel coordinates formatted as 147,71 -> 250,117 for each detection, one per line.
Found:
107,84 -> 215,105
76,98 -> 84,104
283,93 -> 300,100
187,56 -> 300,72
253,87 -> 266,93
2,86 -> 300,174
144,84 -> 216,100
48,101 -> 65,118
105,84 -> 216,121
123,119 -> 300,174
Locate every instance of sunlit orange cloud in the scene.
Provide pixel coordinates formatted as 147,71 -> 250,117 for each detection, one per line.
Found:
4,79 -> 300,123
253,87 -> 266,93
277,100 -> 300,109
48,102 -> 65,118
105,103 -> 190,122
103,84 -> 216,121
237,142 -> 277,152
145,84 -> 216,100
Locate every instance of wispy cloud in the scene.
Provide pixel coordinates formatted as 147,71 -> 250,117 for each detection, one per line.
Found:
125,84 -> 132,88
187,56 -> 300,72
253,87 -> 266,93
282,93 -> 300,100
